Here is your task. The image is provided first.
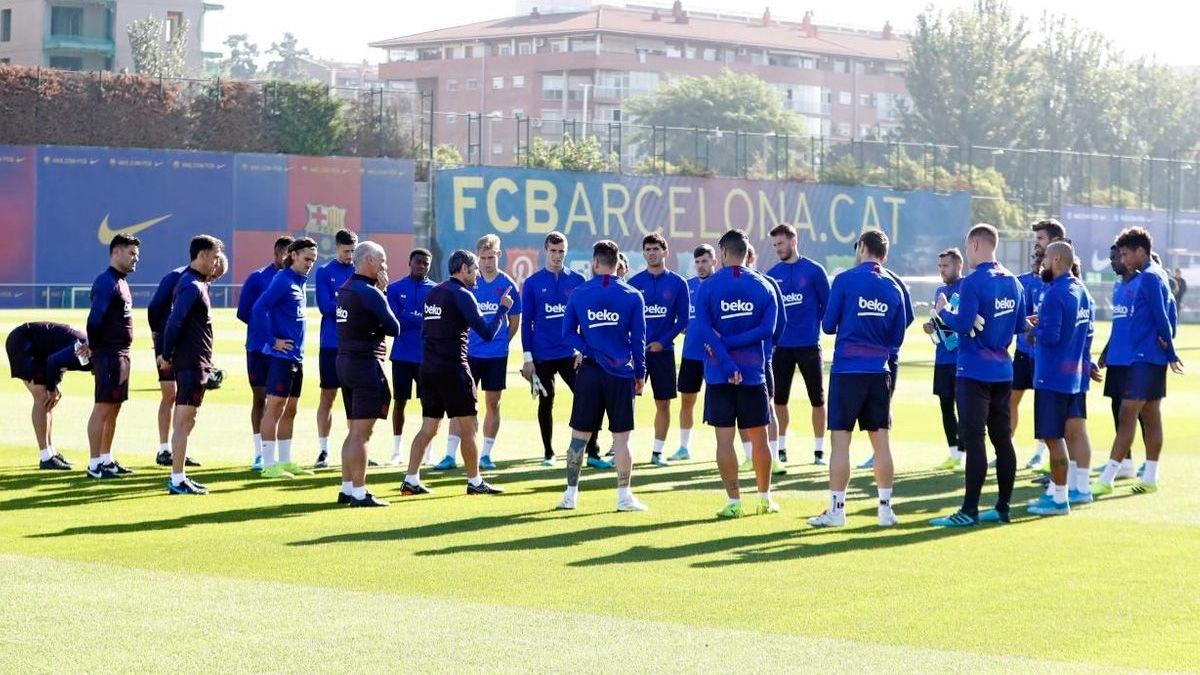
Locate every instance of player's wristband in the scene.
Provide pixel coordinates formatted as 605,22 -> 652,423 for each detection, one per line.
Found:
523,352 -> 533,364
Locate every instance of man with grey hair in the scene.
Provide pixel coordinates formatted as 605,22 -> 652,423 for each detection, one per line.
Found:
401,249 -> 513,496
334,240 -> 399,506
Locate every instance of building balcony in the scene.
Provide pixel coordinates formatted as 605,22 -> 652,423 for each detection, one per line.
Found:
44,34 -> 115,57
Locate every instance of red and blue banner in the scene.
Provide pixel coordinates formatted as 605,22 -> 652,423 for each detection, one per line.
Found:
0,144 -> 415,307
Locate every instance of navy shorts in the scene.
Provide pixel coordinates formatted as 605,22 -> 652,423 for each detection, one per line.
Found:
420,368 -> 477,419
1103,365 -> 1128,399
338,356 -> 391,420
1034,389 -> 1087,440
174,367 -> 209,407
1012,351 -> 1035,391
246,350 -> 270,389
319,347 -> 340,389
6,329 -> 41,384
1123,362 -> 1167,402
933,363 -> 957,398
265,358 -> 303,399
391,360 -> 421,401
468,356 -> 508,392
828,373 -> 892,432
677,357 -> 704,395
92,350 -> 130,404
569,360 -> 636,433
704,382 -> 770,429
645,350 -> 678,400
772,345 -> 825,407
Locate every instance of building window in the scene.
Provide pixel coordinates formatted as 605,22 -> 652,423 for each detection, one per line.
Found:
859,93 -> 875,107
492,76 -> 504,90
550,38 -> 567,53
702,48 -> 718,61
166,11 -> 184,41
512,108 -> 524,118
50,6 -> 83,36
518,42 -> 532,55
498,43 -> 511,56
446,79 -> 458,92
512,75 -> 525,89
49,56 -> 83,70
836,123 -> 851,137
465,78 -> 478,90
542,74 -> 564,100
685,47 -> 696,59
838,91 -> 852,105
0,58 -> 10,64
571,38 -> 596,53
492,142 -> 503,155
1,9 -> 11,43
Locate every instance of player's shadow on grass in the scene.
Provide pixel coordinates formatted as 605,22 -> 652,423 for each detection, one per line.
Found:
287,508 -> 611,547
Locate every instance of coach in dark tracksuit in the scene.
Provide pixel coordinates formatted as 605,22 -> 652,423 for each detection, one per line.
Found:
335,241 -> 401,507
402,249 -> 511,497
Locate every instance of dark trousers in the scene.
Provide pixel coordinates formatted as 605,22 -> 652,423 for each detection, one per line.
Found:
956,378 -> 1016,516
939,393 -> 959,448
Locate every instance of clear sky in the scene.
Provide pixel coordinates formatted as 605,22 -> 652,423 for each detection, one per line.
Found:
202,0 -> 1195,66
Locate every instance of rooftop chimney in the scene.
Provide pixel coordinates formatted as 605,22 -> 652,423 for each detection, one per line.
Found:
882,21 -> 893,40
530,7 -> 540,18
672,1 -> 688,24
761,7 -> 771,27
650,8 -> 660,21
801,11 -> 816,37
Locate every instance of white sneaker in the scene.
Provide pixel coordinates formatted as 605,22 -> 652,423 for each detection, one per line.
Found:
1116,462 -> 1137,480
556,490 -> 577,510
616,494 -> 649,512
878,506 -> 899,527
807,510 -> 846,527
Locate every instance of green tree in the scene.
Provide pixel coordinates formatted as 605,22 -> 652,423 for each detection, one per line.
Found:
220,34 -> 259,80
1118,59 -> 1200,158
623,69 -> 801,176
1025,14 -> 1125,153
266,33 -> 312,82
266,81 -> 346,156
127,15 -> 189,78
902,0 -> 1034,148
526,135 -> 617,173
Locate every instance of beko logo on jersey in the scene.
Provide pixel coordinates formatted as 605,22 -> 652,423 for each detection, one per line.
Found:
544,302 -> 566,318
995,297 -> 1016,316
587,309 -> 620,327
1112,304 -> 1129,319
424,303 -> 442,320
479,301 -> 500,313
1075,306 -> 1091,325
857,297 -> 888,316
645,304 -> 669,317
335,306 -> 348,323
782,292 -> 804,306
720,299 -> 754,319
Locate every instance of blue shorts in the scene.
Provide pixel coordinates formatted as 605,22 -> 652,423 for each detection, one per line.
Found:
338,356 -> 391,420
704,382 -> 770,429
645,350 -> 677,400
174,367 -> 209,408
569,360 -> 635,433
1034,389 -> 1086,440
1012,351 -> 1035,391
677,358 -> 704,395
468,356 -> 508,392
1103,365 -> 1128,399
391,360 -> 421,401
265,358 -> 303,399
828,372 -> 891,432
1123,362 -> 1167,402
319,347 -> 340,389
246,350 -> 270,389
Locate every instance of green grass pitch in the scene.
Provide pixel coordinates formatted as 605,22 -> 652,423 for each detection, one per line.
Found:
1,309 -> 1198,673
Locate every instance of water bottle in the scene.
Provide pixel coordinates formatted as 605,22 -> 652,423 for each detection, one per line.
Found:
75,340 -> 89,366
